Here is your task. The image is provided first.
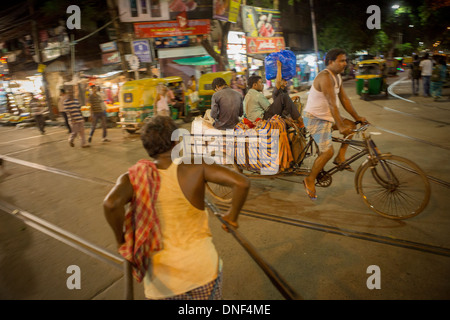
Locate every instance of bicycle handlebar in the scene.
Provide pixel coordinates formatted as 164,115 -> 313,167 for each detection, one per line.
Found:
340,122 -> 370,140
353,121 -> 370,133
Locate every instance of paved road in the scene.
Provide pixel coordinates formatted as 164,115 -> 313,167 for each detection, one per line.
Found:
0,73 -> 449,301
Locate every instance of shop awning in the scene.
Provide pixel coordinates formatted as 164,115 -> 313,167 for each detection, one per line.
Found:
81,64 -> 123,78
173,55 -> 217,66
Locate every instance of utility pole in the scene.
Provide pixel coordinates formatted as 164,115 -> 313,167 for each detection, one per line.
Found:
28,0 -> 54,119
309,0 -> 319,77
106,0 -> 129,76
309,0 -> 319,57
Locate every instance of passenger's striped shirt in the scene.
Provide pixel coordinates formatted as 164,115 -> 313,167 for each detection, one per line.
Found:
64,99 -> 84,123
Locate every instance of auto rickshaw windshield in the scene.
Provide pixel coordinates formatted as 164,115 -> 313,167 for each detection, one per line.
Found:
358,64 -> 381,76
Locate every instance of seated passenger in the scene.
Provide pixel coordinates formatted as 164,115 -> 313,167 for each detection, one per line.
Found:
210,77 -> 244,130
244,60 -> 304,128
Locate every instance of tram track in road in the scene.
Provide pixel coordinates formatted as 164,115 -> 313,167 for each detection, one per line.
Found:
2,124 -> 450,251
214,203 -> 450,258
367,99 -> 450,127
2,149 -> 450,282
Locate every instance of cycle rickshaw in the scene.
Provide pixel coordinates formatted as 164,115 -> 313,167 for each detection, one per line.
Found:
184,115 -> 430,220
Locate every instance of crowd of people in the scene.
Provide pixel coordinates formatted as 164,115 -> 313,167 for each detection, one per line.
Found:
57,85 -> 111,148
409,53 -> 448,101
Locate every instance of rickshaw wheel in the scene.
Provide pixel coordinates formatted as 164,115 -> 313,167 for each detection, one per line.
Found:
206,152 -> 240,203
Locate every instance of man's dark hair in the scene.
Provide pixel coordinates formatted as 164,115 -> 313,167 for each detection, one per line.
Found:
325,48 -> 347,66
141,116 -> 178,158
212,77 -> 227,90
247,75 -> 262,89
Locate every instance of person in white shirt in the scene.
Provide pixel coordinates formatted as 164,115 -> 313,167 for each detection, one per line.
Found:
419,53 -> 433,97
155,85 -> 175,117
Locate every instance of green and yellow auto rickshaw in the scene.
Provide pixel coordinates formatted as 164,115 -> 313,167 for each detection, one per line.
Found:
117,76 -> 192,133
117,77 -> 161,134
355,59 -> 388,100
184,71 -> 238,119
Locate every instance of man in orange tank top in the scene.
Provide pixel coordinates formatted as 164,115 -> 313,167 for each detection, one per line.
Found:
302,49 -> 368,200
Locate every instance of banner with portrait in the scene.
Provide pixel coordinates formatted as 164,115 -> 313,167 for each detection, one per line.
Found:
213,0 -> 241,23
119,0 -> 213,22
241,5 -> 282,38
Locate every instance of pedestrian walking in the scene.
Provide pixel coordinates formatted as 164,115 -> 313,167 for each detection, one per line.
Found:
419,53 -> 433,97
88,85 -> 110,143
410,55 -> 421,96
58,89 -> 71,133
103,115 -> 250,300
430,56 -> 447,101
30,96 -> 47,134
210,77 -> 243,130
155,85 -> 175,117
64,87 -> 89,148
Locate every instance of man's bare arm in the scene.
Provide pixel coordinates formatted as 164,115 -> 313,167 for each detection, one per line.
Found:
275,60 -> 283,89
203,163 -> 250,228
103,173 -> 134,246
338,87 -> 367,123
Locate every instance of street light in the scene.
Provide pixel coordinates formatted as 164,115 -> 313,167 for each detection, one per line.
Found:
392,4 -> 400,9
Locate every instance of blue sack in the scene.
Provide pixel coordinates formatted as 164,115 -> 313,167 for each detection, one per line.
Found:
265,50 -> 296,81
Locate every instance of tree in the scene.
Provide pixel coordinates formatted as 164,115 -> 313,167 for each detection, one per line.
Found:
317,16 -> 369,54
369,30 -> 391,57
199,20 -> 230,71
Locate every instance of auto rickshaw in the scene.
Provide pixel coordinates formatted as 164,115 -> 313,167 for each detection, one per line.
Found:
117,76 -> 191,133
184,71 -> 238,118
116,77 -> 163,134
355,59 -> 388,100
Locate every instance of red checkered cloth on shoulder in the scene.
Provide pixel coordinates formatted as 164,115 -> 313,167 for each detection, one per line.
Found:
118,159 -> 163,282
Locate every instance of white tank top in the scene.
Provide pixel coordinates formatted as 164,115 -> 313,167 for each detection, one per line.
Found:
304,69 -> 342,123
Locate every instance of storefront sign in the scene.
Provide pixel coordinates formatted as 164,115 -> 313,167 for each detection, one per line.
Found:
154,36 -> 189,49
246,37 -> 285,54
100,41 -> 118,53
134,19 -> 210,38
132,39 -> 152,63
102,51 -> 121,65
214,0 -> 241,23
241,5 -> 282,38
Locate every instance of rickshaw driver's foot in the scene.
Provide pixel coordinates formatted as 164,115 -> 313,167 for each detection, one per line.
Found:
303,178 -> 317,201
